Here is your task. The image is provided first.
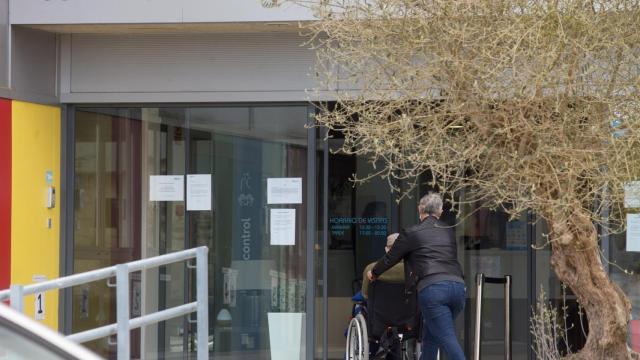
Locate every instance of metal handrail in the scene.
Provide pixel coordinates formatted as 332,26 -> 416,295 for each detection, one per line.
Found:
0,246 -> 209,360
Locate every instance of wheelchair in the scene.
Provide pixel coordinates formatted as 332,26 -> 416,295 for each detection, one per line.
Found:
346,280 -> 421,360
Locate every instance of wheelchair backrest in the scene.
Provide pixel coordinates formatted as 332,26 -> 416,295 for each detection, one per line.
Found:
367,280 -> 420,339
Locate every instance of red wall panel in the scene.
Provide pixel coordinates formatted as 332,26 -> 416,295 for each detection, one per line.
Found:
0,98 -> 10,290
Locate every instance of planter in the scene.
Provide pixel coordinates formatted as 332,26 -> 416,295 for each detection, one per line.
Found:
267,312 -> 306,360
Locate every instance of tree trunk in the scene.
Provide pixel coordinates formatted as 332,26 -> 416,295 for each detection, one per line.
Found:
547,210 -> 640,359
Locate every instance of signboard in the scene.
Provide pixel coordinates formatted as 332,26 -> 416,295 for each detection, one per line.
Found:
187,174 -> 212,211
233,138 -> 265,261
267,178 -> 302,204
80,286 -> 89,319
32,275 -> 46,321
627,213 -> 640,252
149,175 -> 184,201
270,209 -> 296,246
626,182 -> 640,208
506,219 -> 527,250
270,270 -> 279,308
222,267 -> 238,307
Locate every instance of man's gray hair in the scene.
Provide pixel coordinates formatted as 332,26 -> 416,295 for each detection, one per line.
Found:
419,192 -> 443,215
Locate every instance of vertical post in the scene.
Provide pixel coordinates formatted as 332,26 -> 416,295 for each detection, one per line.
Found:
323,126 -> 329,360
116,264 -> 130,360
196,247 -> 209,360
527,211 -> 535,360
183,108 -> 192,354
61,104 -> 76,336
474,273 -> 484,360
504,275 -> 512,360
306,107 -> 317,360
9,285 -> 24,312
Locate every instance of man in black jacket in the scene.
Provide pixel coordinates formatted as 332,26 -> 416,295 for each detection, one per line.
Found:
367,193 -> 466,360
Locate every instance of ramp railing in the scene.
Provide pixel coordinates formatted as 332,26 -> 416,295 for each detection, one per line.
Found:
0,246 -> 209,360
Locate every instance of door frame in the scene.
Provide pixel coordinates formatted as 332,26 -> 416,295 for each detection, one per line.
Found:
62,103 -> 318,358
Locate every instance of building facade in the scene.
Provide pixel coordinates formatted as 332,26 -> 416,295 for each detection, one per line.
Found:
1,1 -> 639,359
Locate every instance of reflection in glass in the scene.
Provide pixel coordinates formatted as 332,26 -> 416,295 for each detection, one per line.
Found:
325,137 -> 393,358
608,228 -> 640,351
72,106 -> 309,359
73,108 -> 145,358
455,199 -> 529,360
188,107 -> 308,359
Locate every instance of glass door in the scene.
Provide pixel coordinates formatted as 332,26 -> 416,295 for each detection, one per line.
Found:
185,106 -> 310,359
455,200 -> 530,359
72,105 -> 311,360
139,108 -> 188,359
73,108 -> 143,359
73,107 -> 189,359
324,137 -> 395,359
319,159 -> 534,359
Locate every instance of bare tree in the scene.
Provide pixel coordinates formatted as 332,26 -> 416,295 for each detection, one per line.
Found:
290,0 -> 640,358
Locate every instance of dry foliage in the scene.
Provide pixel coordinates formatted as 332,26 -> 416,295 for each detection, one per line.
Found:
531,289 -> 567,360
531,286 -> 582,359
300,0 -> 640,231
286,0 -> 640,358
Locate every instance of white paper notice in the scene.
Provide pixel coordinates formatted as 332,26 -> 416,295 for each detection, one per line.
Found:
187,174 -> 212,211
267,178 -> 302,204
627,214 -> 640,251
625,181 -> 640,208
270,209 -> 296,245
149,175 -> 184,201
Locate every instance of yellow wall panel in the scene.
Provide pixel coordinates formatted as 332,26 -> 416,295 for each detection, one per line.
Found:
10,100 -> 61,331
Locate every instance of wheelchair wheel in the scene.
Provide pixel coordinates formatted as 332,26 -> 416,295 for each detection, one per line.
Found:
346,313 -> 369,360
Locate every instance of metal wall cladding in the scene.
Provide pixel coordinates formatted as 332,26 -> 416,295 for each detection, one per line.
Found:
9,0 -> 314,25
0,0 -> 8,89
12,27 -> 57,97
69,33 -> 318,94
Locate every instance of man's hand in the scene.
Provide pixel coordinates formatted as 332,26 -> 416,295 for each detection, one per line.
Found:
367,270 -> 376,282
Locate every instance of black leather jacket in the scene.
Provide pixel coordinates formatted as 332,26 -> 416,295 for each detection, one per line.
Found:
372,216 -> 463,289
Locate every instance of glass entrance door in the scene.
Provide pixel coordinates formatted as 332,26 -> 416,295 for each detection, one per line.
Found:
324,137 -> 395,358
454,200 -> 530,359
73,107 -> 143,359
73,107 -> 189,359
71,105 -> 311,360
185,106 -> 309,359
321,154 -> 534,359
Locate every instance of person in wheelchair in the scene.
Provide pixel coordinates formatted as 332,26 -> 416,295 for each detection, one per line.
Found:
361,233 -> 404,299
346,234 -> 420,360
